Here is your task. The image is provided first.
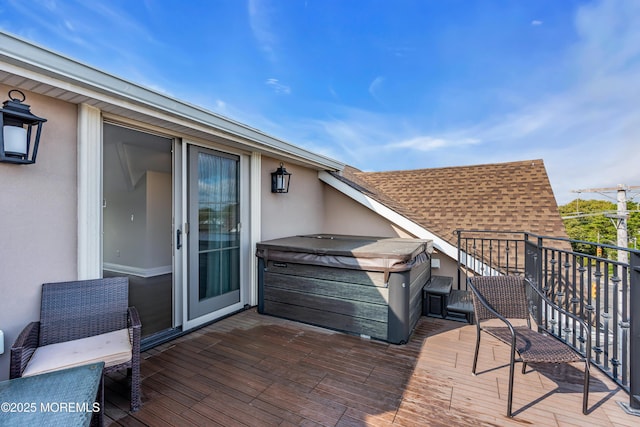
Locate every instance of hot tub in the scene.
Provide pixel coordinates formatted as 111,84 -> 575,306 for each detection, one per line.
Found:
256,234 -> 432,344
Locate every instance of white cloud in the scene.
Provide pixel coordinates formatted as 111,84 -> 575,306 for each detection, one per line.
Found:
368,76 -> 384,101
248,0 -> 278,62
389,136 -> 480,151
63,19 -> 75,31
266,78 -> 291,94
328,86 -> 339,100
215,100 -> 227,111
531,20 -> 543,26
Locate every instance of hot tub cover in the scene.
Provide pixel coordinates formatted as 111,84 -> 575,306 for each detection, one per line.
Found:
256,234 -> 433,281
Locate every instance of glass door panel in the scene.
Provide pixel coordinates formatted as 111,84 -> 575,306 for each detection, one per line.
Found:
188,146 -> 240,320
102,123 -> 174,338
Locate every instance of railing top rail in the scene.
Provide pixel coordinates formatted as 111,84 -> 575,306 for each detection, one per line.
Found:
455,229 -> 527,236
455,229 -> 640,256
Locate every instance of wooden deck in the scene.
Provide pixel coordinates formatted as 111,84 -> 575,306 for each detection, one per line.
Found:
105,308 -> 637,426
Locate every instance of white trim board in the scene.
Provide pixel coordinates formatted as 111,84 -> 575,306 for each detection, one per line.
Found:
77,103 -> 102,280
103,263 -> 172,278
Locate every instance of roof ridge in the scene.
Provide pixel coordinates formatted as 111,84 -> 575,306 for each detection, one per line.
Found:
352,159 -> 544,176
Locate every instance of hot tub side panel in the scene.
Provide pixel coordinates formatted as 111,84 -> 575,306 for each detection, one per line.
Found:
387,254 -> 431,344
259,259 -> 391,341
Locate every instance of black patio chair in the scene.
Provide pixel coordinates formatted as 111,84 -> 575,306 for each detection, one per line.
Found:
468,275 -> 591,417
10,277 -> 141,415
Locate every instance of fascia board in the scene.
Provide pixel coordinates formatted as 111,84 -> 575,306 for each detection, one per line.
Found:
318,170 -> 459,259
0,31 -> 344,171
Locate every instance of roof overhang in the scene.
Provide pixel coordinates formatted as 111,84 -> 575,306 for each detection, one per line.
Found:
0,31 -> 344,171
318,171 -> 459,259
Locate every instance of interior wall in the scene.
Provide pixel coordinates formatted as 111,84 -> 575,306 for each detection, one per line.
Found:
102,124 -> 172,277
103,174 -> 148,270
260,157 -> 325,241
0,86 -> 78,380
145,171 -> 172,271
103,171 -> 172,276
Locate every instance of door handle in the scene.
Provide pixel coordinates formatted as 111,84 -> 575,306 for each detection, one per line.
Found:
176,229 -> 182,250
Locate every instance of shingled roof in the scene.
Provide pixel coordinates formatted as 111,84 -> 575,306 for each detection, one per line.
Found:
331,159 -> 568,248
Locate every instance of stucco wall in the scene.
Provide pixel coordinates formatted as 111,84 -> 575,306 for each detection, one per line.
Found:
431,250 -> 462,288
0,87 -> 77,380
322,184 -> 413,238
323,184 -> 462,288
260,157 -> 325,241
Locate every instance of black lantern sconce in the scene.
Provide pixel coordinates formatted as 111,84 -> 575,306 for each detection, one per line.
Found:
0,90 -> 47,165
271,162 -> 292,193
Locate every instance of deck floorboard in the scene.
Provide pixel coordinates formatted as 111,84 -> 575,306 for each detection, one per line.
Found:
105,308 -> 637,426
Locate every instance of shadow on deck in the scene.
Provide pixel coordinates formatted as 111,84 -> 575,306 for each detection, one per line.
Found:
105,308 -> 636,426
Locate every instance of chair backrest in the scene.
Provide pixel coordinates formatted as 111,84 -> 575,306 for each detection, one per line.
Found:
469,275 -> 530,322
39,277 -> 129,346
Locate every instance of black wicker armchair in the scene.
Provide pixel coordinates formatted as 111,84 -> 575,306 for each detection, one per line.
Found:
468,275 -> 591,417
10,277 -> 141,414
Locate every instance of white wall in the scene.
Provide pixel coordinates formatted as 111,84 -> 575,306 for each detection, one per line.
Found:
103,171 -> 172,276
322,184 -> 413,238
260,157 -> 325,241
322,183 -> 462,287
103,174 -> 147,270
145,171 -> 172,271
431,251 -> 462,287
0,86 -> 78,380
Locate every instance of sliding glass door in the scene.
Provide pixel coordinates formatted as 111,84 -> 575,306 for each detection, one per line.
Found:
188,146 -> 241,320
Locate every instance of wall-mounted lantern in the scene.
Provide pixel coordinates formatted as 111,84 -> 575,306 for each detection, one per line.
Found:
271,162 -> 292,193
0,90 -> 47,165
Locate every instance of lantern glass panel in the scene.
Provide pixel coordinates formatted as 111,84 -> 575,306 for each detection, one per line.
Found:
271,164 -> 291,193
0,90 -> 47,164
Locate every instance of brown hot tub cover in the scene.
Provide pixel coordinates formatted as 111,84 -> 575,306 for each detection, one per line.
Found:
256,234 -> 432,283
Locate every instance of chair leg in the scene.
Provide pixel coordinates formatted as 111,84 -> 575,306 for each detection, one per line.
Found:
582,360 -> 590,415
521,362 -> 527,374
507,348 -> 516,417
472,326 -> 481,375
130,364 -> 141,412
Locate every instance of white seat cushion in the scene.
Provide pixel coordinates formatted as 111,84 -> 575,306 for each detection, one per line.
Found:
23,329 -> 132,377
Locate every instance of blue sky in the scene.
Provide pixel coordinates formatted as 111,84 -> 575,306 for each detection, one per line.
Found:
1,0 -> 638,204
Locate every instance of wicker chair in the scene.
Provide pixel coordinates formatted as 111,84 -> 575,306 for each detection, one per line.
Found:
10,277 -> 141,414
468,275 -> 591,417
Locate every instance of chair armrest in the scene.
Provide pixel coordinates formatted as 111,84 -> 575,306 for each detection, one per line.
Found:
127,307 -> 141,346
128,306 -> 141,330
524,278 -> 592,353
10,321 -> 40,379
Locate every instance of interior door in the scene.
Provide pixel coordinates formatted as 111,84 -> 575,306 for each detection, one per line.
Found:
188,145 -> 241,320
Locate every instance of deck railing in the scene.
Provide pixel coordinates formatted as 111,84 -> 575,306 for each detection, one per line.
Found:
455,230 -> 640,413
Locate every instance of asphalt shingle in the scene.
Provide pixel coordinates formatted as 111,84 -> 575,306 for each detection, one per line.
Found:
332,159 -> 568,247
